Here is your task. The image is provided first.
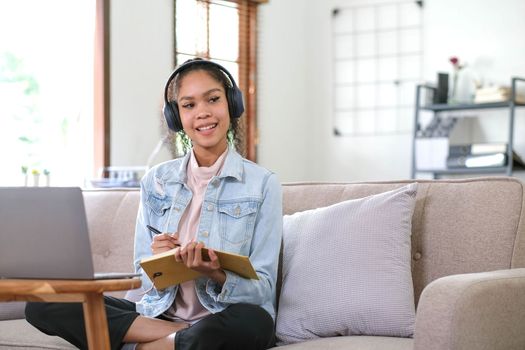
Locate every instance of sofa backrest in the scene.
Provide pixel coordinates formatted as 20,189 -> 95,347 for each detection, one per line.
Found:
83,189 -> 140,283
83,177 -> 525,306
281,177 -> 525,306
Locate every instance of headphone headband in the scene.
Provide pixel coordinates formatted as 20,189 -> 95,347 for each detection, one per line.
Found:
162,58 -> 245,132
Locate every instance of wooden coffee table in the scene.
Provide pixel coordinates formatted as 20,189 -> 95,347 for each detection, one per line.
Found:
0,278 -> 141,350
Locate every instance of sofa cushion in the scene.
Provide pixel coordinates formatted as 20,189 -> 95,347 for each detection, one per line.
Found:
269,335 -> 413,350
0,319 -> 75,349
276,184 -> 417,345
0,302 -> 25,321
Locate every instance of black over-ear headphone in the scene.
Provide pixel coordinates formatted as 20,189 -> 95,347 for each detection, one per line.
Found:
163,58 -> 245,132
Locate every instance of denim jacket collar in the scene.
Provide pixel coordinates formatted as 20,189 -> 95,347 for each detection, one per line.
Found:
160,146 -> 243,185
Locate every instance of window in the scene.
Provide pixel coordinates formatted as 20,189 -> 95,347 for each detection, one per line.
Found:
173,0 -> 265,160
332,1 -> 423,136
0,0 -> 97,186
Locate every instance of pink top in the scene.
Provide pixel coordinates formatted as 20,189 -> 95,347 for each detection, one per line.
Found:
162,148 -> 227,323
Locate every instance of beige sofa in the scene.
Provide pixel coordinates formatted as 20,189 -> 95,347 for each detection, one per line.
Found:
2,177 -> 525,350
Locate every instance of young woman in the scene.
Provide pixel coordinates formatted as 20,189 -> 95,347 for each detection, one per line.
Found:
25,58 -> 283,350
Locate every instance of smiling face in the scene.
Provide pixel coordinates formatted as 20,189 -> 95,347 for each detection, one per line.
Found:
176,69 -> 230,165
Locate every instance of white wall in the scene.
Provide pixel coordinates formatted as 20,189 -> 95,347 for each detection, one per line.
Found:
257,0 -> 525,182
257,0 -> 314,182
110,0 -> 173,168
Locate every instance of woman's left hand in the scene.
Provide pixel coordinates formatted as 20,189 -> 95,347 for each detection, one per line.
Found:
174,241 -> 226,284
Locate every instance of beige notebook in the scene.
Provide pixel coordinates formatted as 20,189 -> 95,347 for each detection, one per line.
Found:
140,247 -> 258,289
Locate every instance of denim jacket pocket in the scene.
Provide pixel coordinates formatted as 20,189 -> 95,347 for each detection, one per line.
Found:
145,193 -> 173,217
218,201 -> 259,248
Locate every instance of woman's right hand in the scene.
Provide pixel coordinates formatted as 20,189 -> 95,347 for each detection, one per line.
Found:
151,232 -> 180,255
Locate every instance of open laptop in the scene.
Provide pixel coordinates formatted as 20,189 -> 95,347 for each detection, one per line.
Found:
0,187 -> 140,280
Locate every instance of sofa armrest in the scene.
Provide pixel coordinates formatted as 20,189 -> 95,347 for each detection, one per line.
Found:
413,268 -> 525,350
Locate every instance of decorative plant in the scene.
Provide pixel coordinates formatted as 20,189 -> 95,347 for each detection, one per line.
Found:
21,165 -> 28,186
31,169 -> 40,186
43,169 -> 50,186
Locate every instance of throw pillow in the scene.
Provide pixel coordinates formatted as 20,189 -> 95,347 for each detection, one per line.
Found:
276,183 -> 418,345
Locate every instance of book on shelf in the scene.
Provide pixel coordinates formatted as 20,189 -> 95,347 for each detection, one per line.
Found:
447,152 -> 507,168
446,146 -> 525,169
474,86 -> 525,104
449,143 -> 508,156
140,247 -> 258,290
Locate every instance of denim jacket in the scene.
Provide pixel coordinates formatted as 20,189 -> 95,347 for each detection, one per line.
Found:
134,147 -> 283,320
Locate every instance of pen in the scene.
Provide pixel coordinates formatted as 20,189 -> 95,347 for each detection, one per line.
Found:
146,224 -> 162,235
147,225 -> 183,249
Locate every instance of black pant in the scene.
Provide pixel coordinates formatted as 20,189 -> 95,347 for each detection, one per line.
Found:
174,303 -> 275,350
25,297 -> 275,350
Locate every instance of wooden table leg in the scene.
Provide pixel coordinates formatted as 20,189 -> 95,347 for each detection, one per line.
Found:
82,293 -> 110,350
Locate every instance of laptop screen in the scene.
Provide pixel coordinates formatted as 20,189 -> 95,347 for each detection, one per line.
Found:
0,187 -> 96,279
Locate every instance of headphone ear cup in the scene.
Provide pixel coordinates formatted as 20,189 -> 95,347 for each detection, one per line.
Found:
163,101 -> 183,132
227,86 -> 245,119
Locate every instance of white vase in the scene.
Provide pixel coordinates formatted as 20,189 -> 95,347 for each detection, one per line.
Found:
449,67 -> 476,104
33,174 -> 40,187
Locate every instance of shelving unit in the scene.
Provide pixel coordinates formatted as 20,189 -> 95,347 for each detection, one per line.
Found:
411,77 -> 525,179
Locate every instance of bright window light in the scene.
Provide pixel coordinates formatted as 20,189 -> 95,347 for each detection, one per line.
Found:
0,0 -> 95,187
